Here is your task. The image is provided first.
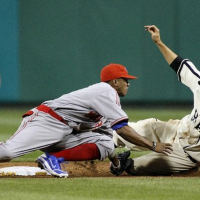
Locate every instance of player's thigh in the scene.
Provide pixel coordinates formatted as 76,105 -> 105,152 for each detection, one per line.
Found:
129,118 -> 167,139
3,115 -> 72,158
45,131 -> 114,151
114,118 -> 177,150
126,144 -> 197,175
129,118 -> 179,143
43,131 -> 115,160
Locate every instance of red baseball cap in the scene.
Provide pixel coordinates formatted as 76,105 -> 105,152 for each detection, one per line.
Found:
100,63 -> 137,82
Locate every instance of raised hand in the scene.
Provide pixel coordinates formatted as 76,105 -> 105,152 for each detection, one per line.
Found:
144,25 -> 161,44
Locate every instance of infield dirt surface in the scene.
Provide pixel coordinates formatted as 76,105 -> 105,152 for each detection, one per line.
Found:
0,161 -> 199,178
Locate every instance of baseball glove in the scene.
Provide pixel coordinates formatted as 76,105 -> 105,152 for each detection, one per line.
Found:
110,150 -> 132,176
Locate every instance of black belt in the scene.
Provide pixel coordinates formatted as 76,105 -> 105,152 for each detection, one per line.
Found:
188,155 -> 197,163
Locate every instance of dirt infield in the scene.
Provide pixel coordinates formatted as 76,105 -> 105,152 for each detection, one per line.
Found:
0,161 -> 199,178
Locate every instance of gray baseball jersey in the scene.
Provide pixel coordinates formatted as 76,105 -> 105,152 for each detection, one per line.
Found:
43,82 -> 128,132
0,82 -> 128,161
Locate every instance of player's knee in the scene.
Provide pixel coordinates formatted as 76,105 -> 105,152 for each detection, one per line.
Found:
0,145 -> 14,162
125,159 -> 150,176
95,136 -> 115,160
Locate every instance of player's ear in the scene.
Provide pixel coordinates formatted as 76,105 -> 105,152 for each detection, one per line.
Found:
108,79 -> 117,88
113,79 -> 118,86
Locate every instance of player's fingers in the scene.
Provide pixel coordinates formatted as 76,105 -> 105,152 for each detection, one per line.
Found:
167,147 -> 173,152
144,26 -> 152,32
162,144 -> 173,155
144,26 -> 149,31
166,142 -> 172,145
163,148 -> 172,154
144,25 -> 155,29
162,149 -> 172,156
162,151 -> 170,156
144,25 -> 159,33
166,144 -> 173,151
144,25 -> 157,29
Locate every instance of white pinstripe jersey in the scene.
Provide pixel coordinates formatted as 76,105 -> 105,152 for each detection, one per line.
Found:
175,58 -> 200,161
42,82 -> 128,133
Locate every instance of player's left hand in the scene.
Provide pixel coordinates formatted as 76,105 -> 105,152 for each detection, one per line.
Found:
110,151 -> 132,176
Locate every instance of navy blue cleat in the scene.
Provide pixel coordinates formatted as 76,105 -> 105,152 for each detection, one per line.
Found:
37,153 -> 68,178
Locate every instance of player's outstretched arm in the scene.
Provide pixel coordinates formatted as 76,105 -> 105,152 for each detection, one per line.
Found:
116,125 -> 173,155
145,25 -> 177,65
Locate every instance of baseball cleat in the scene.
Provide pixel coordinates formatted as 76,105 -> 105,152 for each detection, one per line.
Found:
36,153 -> 68,178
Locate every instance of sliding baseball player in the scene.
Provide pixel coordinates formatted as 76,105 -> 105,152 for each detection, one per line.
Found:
113,25 -> 200,175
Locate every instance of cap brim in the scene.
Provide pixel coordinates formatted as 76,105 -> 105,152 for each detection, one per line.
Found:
122,75 -> 137,79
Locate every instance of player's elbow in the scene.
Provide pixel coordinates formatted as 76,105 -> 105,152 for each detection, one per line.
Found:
115,125 -> 130,136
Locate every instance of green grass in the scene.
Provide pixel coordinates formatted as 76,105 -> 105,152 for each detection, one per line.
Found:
124,107 -> 191,121
0,177 -> 200,200
0,106 -> 197,200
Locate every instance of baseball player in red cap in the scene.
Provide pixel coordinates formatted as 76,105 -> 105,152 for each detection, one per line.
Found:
0,62 -> 172,177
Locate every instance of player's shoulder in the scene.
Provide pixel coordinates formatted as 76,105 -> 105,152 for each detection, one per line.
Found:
88,82 -> 117,98
89,82 -> 114,91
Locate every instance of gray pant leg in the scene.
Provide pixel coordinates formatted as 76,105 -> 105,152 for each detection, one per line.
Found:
126,144 -> 198,175
0,110 -> 73,161
42,131 -> 115,161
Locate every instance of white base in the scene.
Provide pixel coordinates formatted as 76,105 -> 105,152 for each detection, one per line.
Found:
0,166 -> 51,176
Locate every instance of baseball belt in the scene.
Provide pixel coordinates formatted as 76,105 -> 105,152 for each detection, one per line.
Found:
22,104 -> 68,125
188,155 -> 197,163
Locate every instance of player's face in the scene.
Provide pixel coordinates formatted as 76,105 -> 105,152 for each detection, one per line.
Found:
116,78 -> 130,97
